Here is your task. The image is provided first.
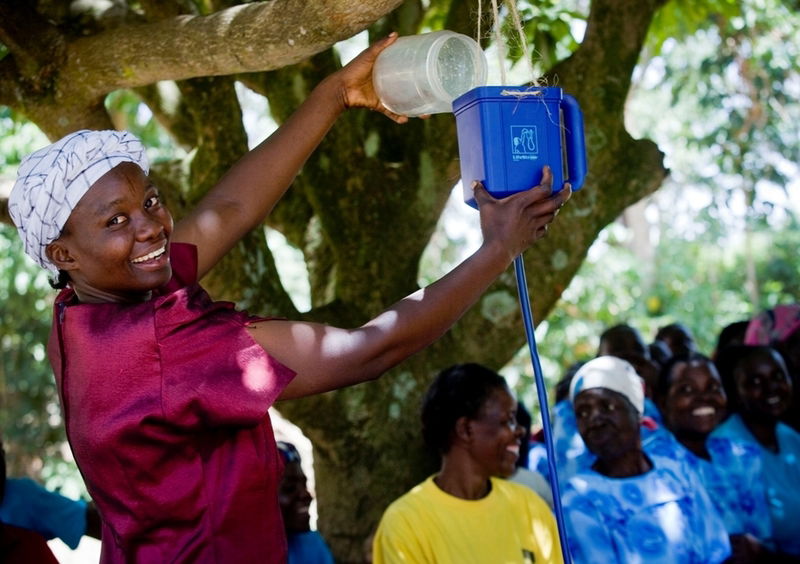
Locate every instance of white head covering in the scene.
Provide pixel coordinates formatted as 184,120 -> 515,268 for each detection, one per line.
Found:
569,356 -> 645,415
8,130 -> 150,275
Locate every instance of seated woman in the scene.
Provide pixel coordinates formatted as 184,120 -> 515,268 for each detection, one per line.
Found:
535,325 -> 663,484
744,305 -> 800,432
655,352 -> 779,561
712,345 -> 800,557
561,356 -> 731,563
0,440 -> 58,564
276,441 -> 334,564
372,363 -> 561,563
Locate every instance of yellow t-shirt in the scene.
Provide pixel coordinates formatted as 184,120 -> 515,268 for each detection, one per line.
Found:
373,476 -> 562,564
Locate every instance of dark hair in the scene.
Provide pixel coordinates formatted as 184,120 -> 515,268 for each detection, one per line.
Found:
276,441 -> 302,465
714,320 -> 750,357
713,344 -> 756,412
555,361 -> 585,403
655,322 -> 692,341
597,324 -> 648,359
655,322 -> 695,358
648,340 -> 672,371
421,363 -> 509,456
50,270 -> 70,290
655,351 -> 714,404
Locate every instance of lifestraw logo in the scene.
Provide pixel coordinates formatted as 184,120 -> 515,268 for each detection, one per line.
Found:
510,125 -> 539,161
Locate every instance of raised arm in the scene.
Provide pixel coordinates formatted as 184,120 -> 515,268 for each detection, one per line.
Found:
171,34 -> 407,279
247,168 -> 571,399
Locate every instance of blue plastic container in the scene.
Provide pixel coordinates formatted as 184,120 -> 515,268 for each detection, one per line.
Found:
453,86 -> 587,207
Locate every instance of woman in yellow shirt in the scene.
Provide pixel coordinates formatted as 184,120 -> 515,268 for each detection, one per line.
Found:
373,363 -> 561,564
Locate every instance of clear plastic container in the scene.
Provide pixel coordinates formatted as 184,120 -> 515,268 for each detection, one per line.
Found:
373,31 -> 488,116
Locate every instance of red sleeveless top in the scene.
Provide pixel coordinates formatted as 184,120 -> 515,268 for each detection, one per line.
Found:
48,243 -> 295,563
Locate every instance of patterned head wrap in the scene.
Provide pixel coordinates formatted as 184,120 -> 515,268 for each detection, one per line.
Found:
744,304 -> 800,346
8,130 -> 150,275
569,356 -> 645,415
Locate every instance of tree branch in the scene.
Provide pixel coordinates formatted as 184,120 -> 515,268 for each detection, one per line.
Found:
0,1 -> 66,85
57,0 -> 403,101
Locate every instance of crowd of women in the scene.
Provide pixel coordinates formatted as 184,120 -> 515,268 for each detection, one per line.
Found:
372,309 -> 800,563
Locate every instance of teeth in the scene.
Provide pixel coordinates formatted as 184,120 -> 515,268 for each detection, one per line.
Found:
131,245 -> 166,264
692,406 -> 715,416
506,444 -> 520,454
767,397 -> 781,405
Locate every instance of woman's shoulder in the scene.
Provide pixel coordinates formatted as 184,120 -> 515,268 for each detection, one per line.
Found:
382,476 -> 437,513
157,242 -> 199,294
776,421 -> 800,453
707,434 -> 762,462
711,413 -> 748,440
492,477 -> 553,518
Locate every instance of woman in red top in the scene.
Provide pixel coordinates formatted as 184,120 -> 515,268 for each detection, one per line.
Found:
9,34 -> 571,563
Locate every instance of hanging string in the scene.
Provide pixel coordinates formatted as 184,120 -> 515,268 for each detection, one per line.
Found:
504,0 -> 541,86
490,0 -> 508,84
476,0 -> 483,55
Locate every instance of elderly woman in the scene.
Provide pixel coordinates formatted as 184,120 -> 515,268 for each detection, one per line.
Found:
655,353 -> 779,562
533,324 -> 663,485
372,363 -> 561,563
712,345 -> 800,557
561,356 -> 730,563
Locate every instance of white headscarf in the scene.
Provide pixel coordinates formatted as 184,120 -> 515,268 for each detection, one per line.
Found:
8,129 -> 150,275
569,356 -> 645,415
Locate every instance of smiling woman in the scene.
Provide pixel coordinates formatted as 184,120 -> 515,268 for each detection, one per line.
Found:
654,353 -> 777,561
45,162 -> 173,303
711,345 -> 800,557
372,363 -> 561,564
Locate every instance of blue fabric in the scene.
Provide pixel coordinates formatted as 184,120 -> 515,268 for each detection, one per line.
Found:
287,530 -> 335,564
646,432 -> 773,543
531,399 -> 665,483
712,414 -> 800,555
562,454 -> 731,564
0,478 -> 87,549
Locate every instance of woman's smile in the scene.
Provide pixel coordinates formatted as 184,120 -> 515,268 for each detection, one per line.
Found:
130,242 -> 168,265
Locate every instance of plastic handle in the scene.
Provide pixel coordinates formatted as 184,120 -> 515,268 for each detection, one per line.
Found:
561,94 -> 587,191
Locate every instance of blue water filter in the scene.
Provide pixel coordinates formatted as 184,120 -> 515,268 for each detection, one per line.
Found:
453,86 -> 587,208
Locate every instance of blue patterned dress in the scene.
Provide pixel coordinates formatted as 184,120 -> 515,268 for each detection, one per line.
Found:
561,453 -> 731,563
712,414 -> 800,555
644,432 -> 773,544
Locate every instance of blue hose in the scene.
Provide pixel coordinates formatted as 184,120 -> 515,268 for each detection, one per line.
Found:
513,255 -> 572,563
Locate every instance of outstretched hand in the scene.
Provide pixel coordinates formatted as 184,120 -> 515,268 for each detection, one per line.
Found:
474,165 -> 572,262
334,32 -> 410,124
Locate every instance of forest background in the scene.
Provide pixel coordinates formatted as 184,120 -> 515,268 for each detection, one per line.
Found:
1,0 -> 798,561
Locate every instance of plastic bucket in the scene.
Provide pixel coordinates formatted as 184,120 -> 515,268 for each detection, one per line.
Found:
373,31 -> 488,116
453,86 -> 587,207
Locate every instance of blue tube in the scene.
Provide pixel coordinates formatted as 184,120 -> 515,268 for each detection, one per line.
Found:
513,255 -> 572,563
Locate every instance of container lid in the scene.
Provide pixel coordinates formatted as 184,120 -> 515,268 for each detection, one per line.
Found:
453,86 -> 563,113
